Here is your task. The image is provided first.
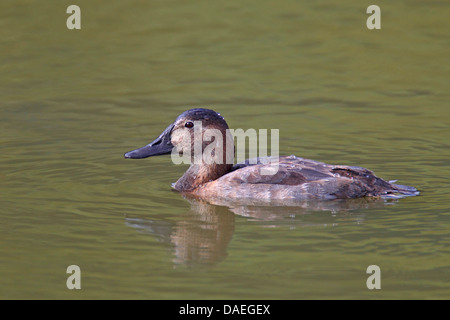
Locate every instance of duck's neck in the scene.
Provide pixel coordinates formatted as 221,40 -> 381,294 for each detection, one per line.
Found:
173,163 -> 232,192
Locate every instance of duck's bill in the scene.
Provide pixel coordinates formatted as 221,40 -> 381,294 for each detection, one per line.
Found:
124,124 -> 174,159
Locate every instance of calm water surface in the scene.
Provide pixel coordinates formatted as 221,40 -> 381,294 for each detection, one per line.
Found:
0,1 -> 449,299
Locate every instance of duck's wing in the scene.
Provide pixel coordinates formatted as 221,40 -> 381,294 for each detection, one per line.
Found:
230,156 -> 333,185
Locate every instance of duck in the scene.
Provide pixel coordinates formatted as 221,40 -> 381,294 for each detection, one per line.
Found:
124,108 -> 418,203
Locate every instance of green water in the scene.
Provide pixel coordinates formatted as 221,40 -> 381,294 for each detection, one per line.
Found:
1,1 -> 449,299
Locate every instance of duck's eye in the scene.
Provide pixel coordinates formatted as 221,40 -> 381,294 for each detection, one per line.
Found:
185,121 -> 194,128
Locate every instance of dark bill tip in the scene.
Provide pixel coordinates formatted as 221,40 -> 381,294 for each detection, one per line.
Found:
124,142 -> 174,159
124,123 -> 175,159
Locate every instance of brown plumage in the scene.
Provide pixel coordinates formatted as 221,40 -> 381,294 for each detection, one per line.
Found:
125,108 -> 419,203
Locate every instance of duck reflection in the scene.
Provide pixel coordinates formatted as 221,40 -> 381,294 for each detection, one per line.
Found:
125,200 -> 234,267
125,196 -> 397,267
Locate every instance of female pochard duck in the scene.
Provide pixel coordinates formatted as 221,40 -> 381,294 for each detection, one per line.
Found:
124,108 -> 418,202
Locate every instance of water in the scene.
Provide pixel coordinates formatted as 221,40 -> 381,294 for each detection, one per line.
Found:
0,1 -> 449,299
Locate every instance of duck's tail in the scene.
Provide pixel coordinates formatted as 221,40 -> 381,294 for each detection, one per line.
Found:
383,181 -> 420,199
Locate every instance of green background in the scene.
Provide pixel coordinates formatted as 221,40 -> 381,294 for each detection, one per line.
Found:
0,0 -> 448,299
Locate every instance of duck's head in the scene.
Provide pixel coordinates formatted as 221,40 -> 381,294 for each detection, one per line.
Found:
124,108 -> 234,167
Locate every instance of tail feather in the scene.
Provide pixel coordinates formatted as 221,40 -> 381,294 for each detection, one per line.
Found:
388,183 -> 420,198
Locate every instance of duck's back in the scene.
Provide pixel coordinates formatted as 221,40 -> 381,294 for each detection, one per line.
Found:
191,155 -> 418,202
